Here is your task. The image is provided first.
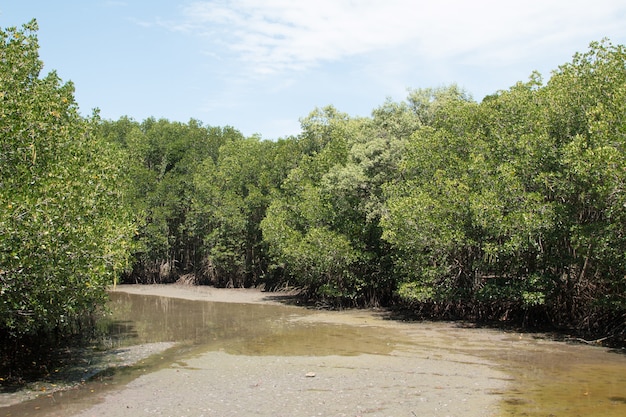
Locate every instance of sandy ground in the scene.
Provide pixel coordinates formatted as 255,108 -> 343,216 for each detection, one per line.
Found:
67,285 -> 508,417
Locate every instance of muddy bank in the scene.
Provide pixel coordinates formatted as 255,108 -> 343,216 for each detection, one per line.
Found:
108,283 -> 300,305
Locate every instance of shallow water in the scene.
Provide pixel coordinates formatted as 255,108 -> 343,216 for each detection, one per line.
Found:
2,291 -> 626,416
492,339 -> 626,416
102,292 -> 401,357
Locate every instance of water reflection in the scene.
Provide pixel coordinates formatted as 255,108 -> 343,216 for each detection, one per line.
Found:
103,292 -> 399,356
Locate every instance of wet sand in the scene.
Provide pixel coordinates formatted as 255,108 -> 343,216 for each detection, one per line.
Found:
68,284 -> 508,417
72,350 -> 505,417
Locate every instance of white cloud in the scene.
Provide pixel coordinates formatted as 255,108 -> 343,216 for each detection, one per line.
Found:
103,1 -> 128,6
173,0 -> 626,76
137,0 -> 626,138
181,0 -> 422,73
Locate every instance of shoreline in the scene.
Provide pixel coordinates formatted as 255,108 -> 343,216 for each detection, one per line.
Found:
109,283 -> 301,305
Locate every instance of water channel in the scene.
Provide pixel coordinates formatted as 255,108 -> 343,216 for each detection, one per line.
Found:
2,288 -> 626,416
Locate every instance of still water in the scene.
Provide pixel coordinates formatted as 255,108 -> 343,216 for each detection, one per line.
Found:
103,291 -> 400,357
2,290 -> 626,416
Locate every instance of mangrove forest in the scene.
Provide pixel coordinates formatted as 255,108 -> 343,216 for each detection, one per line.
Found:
2,19 -> 626,366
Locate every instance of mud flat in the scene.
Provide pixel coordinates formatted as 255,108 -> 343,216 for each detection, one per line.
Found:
5,284 -> 626,416
70,349 -> 506,417
67,284 -> 508,417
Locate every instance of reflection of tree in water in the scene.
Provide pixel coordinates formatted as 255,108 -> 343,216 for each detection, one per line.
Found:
103,292 -> 400,356
106,292 -> 296,347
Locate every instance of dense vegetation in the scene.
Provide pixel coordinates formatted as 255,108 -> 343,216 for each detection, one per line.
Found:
2,19 -> 626,360
1,21 -> 135,343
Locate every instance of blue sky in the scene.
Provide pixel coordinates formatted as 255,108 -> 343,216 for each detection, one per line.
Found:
2,1 -> 626,139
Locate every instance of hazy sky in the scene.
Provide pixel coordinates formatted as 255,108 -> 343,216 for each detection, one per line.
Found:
3,1 -> 626,139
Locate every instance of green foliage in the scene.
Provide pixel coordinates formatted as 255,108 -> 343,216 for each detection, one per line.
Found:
103,117 -> 244,283
192,136 -> 298,287
261,106 -> 412,304
0,21 -> 135,338
381,41 -> 626,335
542,40 -> 626,323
